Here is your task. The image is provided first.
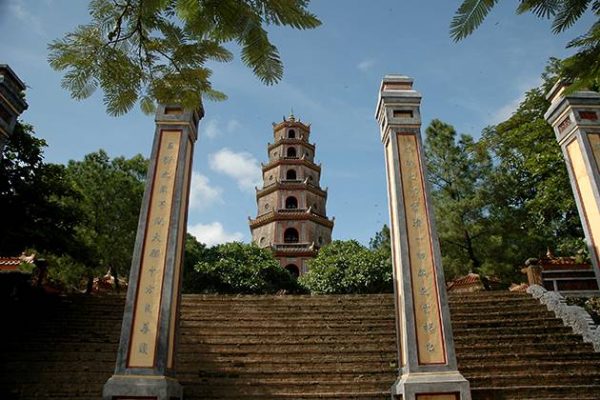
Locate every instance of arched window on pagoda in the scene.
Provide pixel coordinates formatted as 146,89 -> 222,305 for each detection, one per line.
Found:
284,228 -> 299,243
286,169 -> 297,180
287,147 -> 297,158
285,196 -> 298,209
288,129 -> 296,139
285,264 -> 300,278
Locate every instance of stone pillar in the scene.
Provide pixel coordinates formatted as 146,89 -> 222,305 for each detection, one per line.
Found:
544,83 -> 600,290
0,65 -> 28,153
103,104 -> 202,400
375,75 -> 470,400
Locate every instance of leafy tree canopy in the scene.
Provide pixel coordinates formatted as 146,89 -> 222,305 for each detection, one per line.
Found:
299,240 -> 393,294
0,122 -> 79,256
186,241 -> 303,294
48,0 -> 321,116
424,119 -> 494,280
61,150 -> 148,287
450,0 -> 600,90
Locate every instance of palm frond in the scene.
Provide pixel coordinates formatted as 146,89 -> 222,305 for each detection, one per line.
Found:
450,0 -> 500,41
516,0 -> 560,18
552,0 -> 591,33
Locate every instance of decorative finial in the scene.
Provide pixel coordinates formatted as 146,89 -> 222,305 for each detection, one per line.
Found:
289,107 -> 296,121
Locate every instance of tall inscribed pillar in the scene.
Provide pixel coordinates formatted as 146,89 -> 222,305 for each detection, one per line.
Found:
103,104 -> 202,400
375,75 -> 470,400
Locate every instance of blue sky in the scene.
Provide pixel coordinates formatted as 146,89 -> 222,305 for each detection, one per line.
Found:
0,0 -> 594,247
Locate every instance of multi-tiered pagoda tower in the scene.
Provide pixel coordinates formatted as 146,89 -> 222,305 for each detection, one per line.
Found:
249,114 -> 334,277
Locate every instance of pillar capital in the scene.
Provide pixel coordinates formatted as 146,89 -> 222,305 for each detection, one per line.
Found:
155,104 -> 204,142
544,83 -> 600,145
375,75 -> 422,144
0,65 -> 28,154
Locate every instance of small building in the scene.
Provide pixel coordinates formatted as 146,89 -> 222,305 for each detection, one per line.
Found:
521,249 -> 599,297
446,272 -> 502,293
249,114 -> 334,277
0,65 -> 28,152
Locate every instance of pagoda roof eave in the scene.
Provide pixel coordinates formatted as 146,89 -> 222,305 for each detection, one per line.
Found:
249,210 -> 334,229
256,181 -> 327,198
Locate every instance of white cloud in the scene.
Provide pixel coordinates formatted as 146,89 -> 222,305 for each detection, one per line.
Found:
8,0 -> 44,36
488,76 -> 543,124
209,148 -> 261,192
226,119 -> 242,132
188,222 -> 244,247
202,118 -> 242,139
203,119 -> 220,139
189,172 -> 222,210
357,58 -> 376,72
489,96 -> 523,124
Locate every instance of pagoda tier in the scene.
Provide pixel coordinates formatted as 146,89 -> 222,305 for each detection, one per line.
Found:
249,115 -> 334,277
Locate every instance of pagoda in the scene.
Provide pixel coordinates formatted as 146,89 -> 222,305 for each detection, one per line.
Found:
249,114 -> 334,277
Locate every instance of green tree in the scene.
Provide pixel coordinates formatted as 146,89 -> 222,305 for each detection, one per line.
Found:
63,150 -> 148,291
181,233 -> 210,293
300,240 -> 392,294
187,241 -> 302,294
369,224 -> 391,252
0,122 -> 79,257
482,68 -> 584,260
450,1 -> 600,89
48,0 -> 321,115
424,119 -> 494,279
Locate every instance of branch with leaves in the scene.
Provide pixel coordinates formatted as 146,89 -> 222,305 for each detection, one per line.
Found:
450,0 -> 600,90
48,0 -> 321,116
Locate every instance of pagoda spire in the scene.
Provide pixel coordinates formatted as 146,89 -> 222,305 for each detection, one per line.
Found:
249,114 -> 333,277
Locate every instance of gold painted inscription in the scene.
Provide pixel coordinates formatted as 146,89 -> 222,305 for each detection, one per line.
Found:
567,138 -> 600,267
128,130 -> 182,368
397,133 -> 446,365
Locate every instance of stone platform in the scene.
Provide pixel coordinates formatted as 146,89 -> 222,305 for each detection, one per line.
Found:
1,292 -> 600,399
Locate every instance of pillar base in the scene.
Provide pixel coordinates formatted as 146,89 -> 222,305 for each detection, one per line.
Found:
392,371 -> 471,400
102,374 -> 182,400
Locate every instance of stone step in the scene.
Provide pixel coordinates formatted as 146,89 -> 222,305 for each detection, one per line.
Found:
177,342 -> 395,354
180,379 -> 389,397
451,317 -> 565,329
179,335 -> 396,346
457,350 -> 600,363
459,359 -> 600,374
454,332 -> 584,346
471,385 -> 600,400
453,325 -> 574,336
454,342 -> 593,353
179,324 -> 396,336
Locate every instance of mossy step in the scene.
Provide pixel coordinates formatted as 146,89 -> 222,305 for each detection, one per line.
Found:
179,324 -> 396,335
179,335 -> 396,345
177,342 -> 395,354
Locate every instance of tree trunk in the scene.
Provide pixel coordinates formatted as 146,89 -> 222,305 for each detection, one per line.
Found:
113,265 -> 120,293
85,275 -> 94,295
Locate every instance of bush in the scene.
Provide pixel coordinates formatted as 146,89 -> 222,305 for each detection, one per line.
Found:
186,242 -> 304,294
299,240 -> 393,294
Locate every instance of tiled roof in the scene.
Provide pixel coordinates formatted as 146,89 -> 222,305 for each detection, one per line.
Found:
0,257 -> 21,271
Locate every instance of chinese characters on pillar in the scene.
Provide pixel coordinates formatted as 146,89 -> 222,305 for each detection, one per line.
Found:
128,130 -> 182,368
397,133 -> 446,365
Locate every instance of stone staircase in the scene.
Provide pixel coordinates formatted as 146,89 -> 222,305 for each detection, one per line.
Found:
1,291 -> 600,399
